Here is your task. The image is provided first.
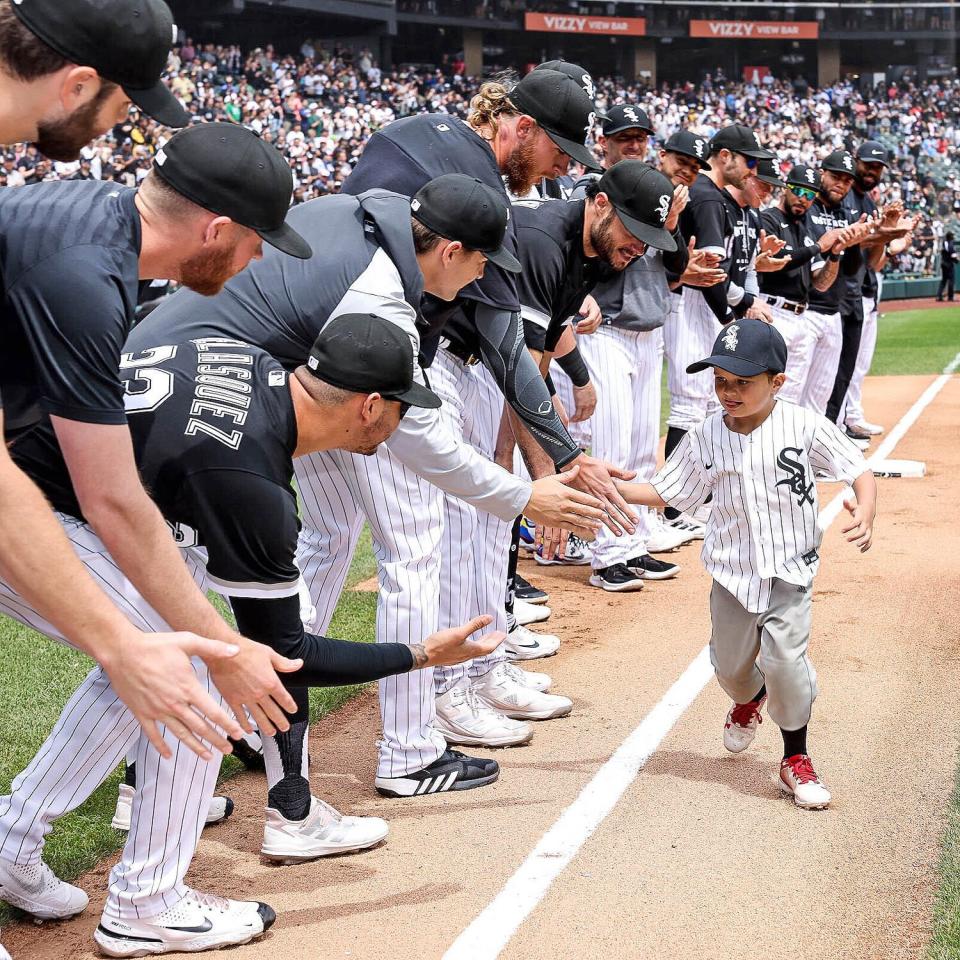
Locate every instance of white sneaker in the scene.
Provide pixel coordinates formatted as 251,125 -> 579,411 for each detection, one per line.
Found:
94,889 -> 274,956
502,660 -> 552,693
723,697 -> 766,753
112,784 -> 233,832
0,858 -> 88,920
261,797 -> 387,863
667,512 -> 706,539
514,598 -> 551,625
779,754 -> 832,810
435,682 -> 533,747
849,420 -> 883,436
646,518 -> 695,553
504,624 -> 560,661
474,663 -> 573,720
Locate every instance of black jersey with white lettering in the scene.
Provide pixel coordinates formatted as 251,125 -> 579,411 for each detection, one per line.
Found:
512,198 -> 612,353
804,197 -> 854,314
129,191 -> 421,369
10,338 -> 414,684
0,180 -> 141,435
726,193 -> 759,296
758,206 -> 824,303
680,173 -> 736,322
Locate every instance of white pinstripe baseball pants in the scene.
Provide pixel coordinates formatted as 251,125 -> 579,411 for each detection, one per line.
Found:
430,349 -> 509,693
0,518 -> 219,921
768,305 -> 814,406
843,295 -> 878,426
579,325 -> 663,567
293,445 -> 446,779
665,290 -> 719,431
799,307 -> 843,415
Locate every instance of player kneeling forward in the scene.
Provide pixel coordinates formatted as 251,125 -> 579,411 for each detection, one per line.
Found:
616,319 -> 876,808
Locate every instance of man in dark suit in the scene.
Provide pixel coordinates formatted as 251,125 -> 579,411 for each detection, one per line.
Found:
937,231 -> 956,301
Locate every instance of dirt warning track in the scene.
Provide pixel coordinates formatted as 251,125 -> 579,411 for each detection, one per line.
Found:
7,374 -> 960,960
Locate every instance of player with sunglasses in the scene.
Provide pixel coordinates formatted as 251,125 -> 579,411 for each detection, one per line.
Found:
758,164 -> 866,404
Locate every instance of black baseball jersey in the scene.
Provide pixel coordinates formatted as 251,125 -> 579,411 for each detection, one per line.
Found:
10,338 -> 413,684
804,197 -> 855,314
758,206 -> 824,303
680,173 -> 736,323
0,180 -> 141,435
512,198 -> 612,353
726,192 -> 760,297
840,186 -> 877,313
129,191 -> 422,370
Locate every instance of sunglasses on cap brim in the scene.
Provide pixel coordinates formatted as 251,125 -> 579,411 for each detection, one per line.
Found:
790,185 -> 818,201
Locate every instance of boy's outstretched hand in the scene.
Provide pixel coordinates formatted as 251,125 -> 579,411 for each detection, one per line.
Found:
842,497 -> 874,552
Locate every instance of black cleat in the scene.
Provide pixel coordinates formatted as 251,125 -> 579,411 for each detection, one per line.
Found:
588,563 -> 644,592
514,573 -> 549,604
374,749 -> 499,797
627,554 -> 680,581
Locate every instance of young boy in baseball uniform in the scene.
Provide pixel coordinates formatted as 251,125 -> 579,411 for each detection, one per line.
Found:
616,319 -> 877,808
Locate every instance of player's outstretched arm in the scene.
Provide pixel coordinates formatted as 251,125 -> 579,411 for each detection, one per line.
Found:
612,480 -> 668,509
0,436 -> 245,760
842,471 -> 877,553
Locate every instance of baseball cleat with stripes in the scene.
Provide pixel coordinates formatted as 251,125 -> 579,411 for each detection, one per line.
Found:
375,749 -> 500,797
94,889 -> 274,956
504,623 -> 560,660
779,754 -> 832,810
112,784 -> 234,832
0,857 -> 88,920
261,797 -> 387,863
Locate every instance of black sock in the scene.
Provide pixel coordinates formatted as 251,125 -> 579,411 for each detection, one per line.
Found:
125,761 -> 137,789
751,684 -> 766,704
267,720 -> 312,822
663,428 -> 687,520
781,725 -> 808,759
504,516 -> 521,616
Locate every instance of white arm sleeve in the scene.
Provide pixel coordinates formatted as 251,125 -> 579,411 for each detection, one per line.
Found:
331,249 -> 531,521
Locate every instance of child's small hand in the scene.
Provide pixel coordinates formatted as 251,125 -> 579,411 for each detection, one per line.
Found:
842,498 -> 874,552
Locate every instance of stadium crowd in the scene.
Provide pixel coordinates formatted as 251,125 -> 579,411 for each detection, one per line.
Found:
0,38 -> 956,277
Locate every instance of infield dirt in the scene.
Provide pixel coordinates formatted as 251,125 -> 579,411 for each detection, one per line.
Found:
7,374 -> 960,960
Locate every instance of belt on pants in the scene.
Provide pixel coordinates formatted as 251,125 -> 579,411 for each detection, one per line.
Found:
441,338 -> 482,366
766,296 -> 807,315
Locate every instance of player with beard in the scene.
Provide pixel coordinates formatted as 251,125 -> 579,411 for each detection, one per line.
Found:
0,126 -> 314,935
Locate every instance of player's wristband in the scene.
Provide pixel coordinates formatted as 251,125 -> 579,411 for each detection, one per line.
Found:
544,372 -> 557,397
555,345 -> 590,388
827,252 -> 841,262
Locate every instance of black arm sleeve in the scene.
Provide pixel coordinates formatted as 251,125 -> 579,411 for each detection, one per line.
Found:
786,244 -> 820,269
661,227 -> 689,277
555,344 -> 590,387
732,291 -> 755,318
471,301 -> 581,468
700,278 -> 734,324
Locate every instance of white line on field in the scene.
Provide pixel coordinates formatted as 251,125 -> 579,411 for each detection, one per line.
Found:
444,357 -> 960,960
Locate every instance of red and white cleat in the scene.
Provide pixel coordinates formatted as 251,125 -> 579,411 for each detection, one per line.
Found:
779,754 -> 832,809
723,697 -> 766,753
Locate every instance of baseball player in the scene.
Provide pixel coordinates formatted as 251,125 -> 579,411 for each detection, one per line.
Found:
800,150 -> 874,415
616,319 -> 876,809
0,0 -> 247,772
0,317 -> 503,954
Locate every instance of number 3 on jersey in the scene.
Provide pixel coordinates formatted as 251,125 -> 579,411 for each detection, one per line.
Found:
120,345 -> 178,413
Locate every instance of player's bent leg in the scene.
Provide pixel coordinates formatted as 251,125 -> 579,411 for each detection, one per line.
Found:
708,582 -> 766,712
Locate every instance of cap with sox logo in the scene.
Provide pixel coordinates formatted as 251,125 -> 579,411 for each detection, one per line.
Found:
10,0 -> 189,128
687,318 -> 787,377
602,104 -> 654,136
534,60 -> 596,100
855,140 -> 889,167
509,69 -> 602,171
821,149 -> 857,176
597,160 -> 678,252
786,164 -> 822,191
663,130 -> 711,170
709,124 -> 775,160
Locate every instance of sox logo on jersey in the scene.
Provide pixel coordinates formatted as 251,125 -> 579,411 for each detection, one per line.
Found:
775,447 -> 815,506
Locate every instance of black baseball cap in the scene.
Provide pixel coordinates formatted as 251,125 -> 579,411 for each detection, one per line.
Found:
687,319 -> 787,377
597,161 -> 677,252
602,105 -> 654,136
786,164 -> 822,191
152,123 -> 311,259
510,70 -> 601,170
534,60 -> 596,99
709,124 -> 775,160
410,175 -> 520,273
307,314 -> 442,409
821,149 -> 857,176
11,0 -> 189,128
856,141 -> 889,167
663,130 -> 711,170
756,157 -> 786,188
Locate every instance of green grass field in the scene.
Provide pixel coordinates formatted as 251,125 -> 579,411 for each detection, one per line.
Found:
0,304 -> 958,941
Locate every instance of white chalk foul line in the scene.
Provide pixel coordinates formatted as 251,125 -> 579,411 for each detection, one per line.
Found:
444,356 -> 960,960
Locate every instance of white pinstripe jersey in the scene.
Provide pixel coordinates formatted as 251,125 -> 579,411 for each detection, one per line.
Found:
652,399 -> 868,612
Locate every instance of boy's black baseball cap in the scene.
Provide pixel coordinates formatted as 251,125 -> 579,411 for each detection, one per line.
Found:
602,104 -> 654,136
510,69 -> 601,170
687,319 -> 787,376
597,161 -> 678,251
410,174 -> 521,272
663,130 -> 711,170
307,314 -> 442,409
152,122 -> 312,259
709,124 -> 775,160
11,0 -> 189,128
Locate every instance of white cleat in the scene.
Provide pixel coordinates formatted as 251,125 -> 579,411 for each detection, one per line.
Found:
666,512 -> 706,540
779,754 -> 832,810
112,784 -> 233,832
723,697 -> 766,753
94,889 -> 275,957
504,624 -> 560,661
514,598 -> 551,626
502,660 -> 552,693
261,797 -> 387,863
474,663 -> 573,721
435,681 -> 533,747
0,858 -> 88,920
647,518 -> 695,553
849,420 -> 883,436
